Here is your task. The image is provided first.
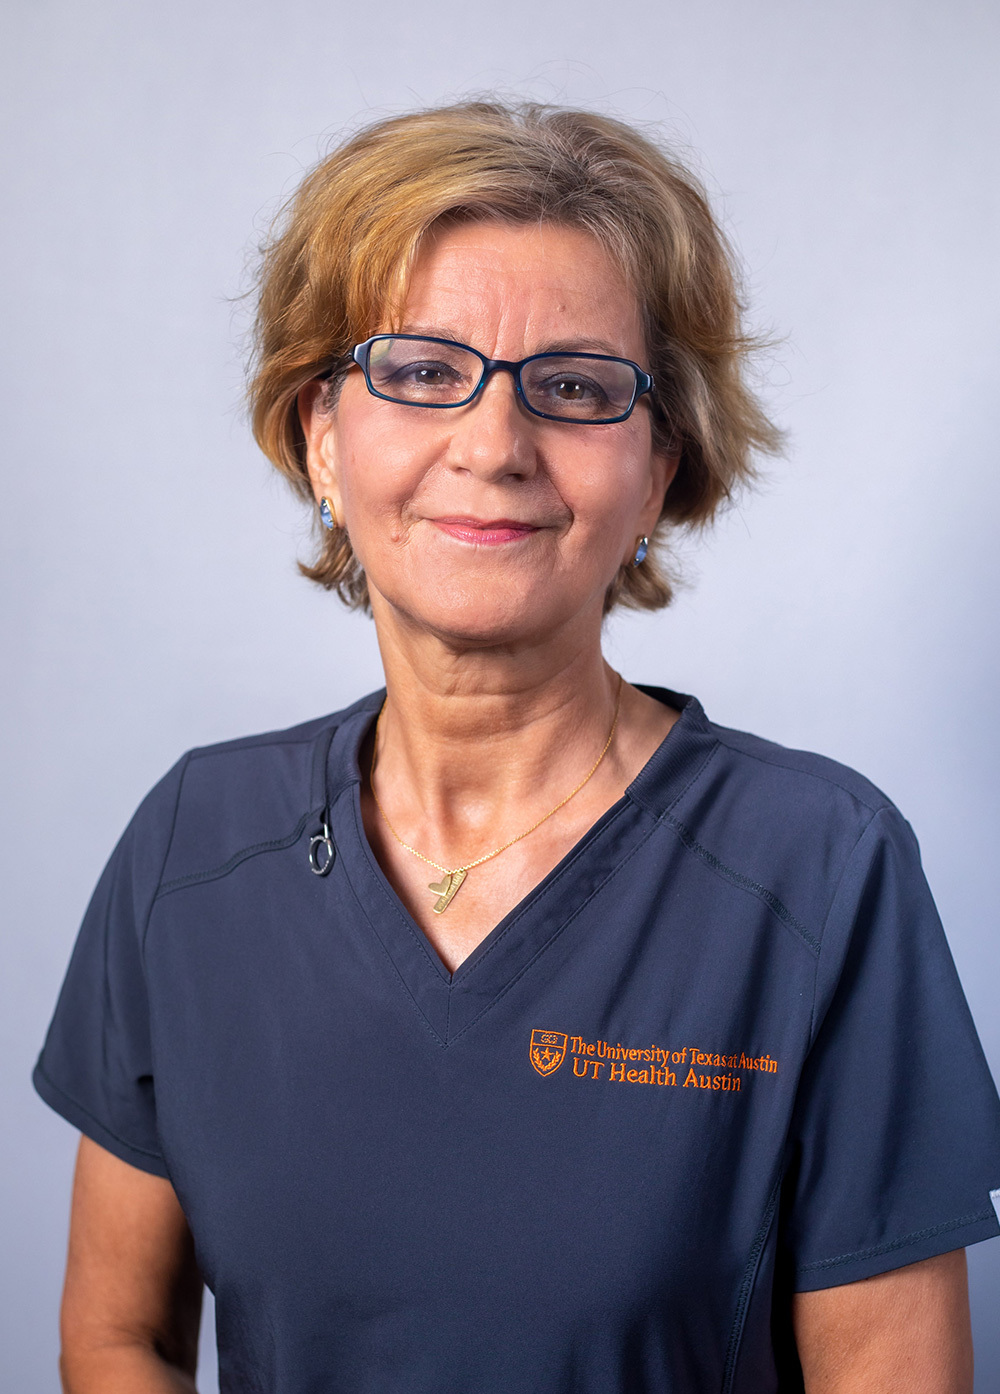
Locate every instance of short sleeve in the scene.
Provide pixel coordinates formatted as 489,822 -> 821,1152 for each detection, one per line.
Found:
782,805 -> 1000,1290
32,758 -> 188,1178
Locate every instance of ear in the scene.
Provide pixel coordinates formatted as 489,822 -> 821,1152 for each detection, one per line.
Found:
297,380 -> 344,520
628,441 -> 681,562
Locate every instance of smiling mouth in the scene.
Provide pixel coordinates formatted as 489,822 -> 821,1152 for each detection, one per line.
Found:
430,517 -> 541,546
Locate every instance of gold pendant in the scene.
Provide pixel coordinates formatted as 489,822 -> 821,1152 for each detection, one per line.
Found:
427,868 -> 467,914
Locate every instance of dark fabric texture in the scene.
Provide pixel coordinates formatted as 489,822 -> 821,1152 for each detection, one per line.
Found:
34,689 -> 1000,1393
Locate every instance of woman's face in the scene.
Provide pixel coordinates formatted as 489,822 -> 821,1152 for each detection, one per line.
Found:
301,220 -> 677,650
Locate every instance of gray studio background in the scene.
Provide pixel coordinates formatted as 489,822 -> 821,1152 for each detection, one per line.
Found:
3,1 -> 998,1388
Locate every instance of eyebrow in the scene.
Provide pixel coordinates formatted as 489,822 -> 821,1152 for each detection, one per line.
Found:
398,324 -> 629,358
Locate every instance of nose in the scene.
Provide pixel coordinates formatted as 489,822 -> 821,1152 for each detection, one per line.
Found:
441,365 -> 539,482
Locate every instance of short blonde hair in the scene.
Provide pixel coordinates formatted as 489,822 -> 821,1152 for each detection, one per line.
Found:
249,100 -> 782,612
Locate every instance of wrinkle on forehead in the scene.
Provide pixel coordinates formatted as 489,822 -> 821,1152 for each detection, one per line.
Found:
395,220 -> 647,365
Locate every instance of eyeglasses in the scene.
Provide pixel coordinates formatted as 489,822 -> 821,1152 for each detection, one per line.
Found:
342,334 -> 655,425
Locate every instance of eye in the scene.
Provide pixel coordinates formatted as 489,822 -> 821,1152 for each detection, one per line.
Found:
364,338 -> 484,403
391,360 -> 463,387
534,372 -> 612,410
521,354 -> 637,419
551,375 -> 598,399
541,370 -> 596,398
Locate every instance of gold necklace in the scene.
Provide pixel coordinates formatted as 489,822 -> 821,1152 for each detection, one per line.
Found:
370,674 -> 624,914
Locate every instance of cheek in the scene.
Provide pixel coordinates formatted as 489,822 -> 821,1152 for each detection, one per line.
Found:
334,421 -> 430,540
328,379 -> 421,509
558,431 -> 655,535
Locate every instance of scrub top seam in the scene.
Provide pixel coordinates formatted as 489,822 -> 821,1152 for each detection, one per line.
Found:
796,1207 -> 996,1275
347,773 -> 639,990
185,730 -> 326,761
450,801 -> 636,982
444,814 -> 663,1046
662,813 -> 820,957
323,706 -> 376,807
348,787 -> 456,986
343,786 -> 659,1046
32,1061 -> 167,1164
721,1175 -> 782,1394
806,805 -> 887,1046
310,719 -> 344,809
141,750 -> 193,955
625,731 -> 720,820
152,811 -> 315,900
146,722 -> 347,910
711,733 -> 892,816
633,735 -> 820,957
339,799 -> 451,1049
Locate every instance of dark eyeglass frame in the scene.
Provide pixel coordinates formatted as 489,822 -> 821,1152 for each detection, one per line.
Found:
325,333 -> 655,425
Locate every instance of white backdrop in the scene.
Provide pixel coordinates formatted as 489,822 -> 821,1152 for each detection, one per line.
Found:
3,1 -> 998,1389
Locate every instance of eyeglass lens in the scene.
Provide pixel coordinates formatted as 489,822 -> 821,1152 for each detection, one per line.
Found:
365,337 -> 639,421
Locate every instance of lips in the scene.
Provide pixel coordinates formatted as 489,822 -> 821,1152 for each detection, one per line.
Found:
430,517 -> 540,546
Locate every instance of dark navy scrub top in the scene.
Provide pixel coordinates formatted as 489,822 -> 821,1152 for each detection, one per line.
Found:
34,688 -> 1000,1394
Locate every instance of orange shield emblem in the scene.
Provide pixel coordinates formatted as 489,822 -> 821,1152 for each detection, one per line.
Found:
530,1029 -> 568,1077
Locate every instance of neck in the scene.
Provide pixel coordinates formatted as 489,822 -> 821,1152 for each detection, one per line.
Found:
367,602 -> 621,854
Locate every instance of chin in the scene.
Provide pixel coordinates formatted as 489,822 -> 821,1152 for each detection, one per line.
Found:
381,574 -> 584,649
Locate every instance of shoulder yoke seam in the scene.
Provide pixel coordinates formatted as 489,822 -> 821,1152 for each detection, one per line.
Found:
153,811 -> 314,899
663,813 -> 821,956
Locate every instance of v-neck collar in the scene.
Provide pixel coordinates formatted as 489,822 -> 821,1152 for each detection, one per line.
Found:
319,686 -> 718,1046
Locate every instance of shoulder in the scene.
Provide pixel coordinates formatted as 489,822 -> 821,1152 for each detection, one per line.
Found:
126,691 -> 383,895
648,688 -> 896,831
711,714 -> 915,884
707,716 -> 894,819
652,692 -> 919,952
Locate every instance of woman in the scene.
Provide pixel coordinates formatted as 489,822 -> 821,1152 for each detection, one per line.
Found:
35,101 -> 1000,1393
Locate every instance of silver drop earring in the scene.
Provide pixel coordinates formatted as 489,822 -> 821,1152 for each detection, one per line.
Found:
632,536 -> 649,566
319,497 -> 338,530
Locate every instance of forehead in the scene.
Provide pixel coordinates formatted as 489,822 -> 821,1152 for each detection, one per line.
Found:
398,219 -> 645,358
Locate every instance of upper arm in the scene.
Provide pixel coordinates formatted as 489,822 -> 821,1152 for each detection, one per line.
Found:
779,810 -> 1000,1297
61,1135 -> 203,1376
792,1249 -> 973,1394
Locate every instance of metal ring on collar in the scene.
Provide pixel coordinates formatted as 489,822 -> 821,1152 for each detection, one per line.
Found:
308,821 -> 335,875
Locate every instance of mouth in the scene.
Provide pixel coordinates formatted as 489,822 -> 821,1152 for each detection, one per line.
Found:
430,517 -> 541,547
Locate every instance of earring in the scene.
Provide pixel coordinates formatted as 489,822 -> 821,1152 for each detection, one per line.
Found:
632,536 -> 649,567
319,497 -> 338,530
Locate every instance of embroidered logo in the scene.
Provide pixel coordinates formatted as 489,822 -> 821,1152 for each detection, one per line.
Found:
529,1028 -> 779,1093
529,1029 -> 569,1076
